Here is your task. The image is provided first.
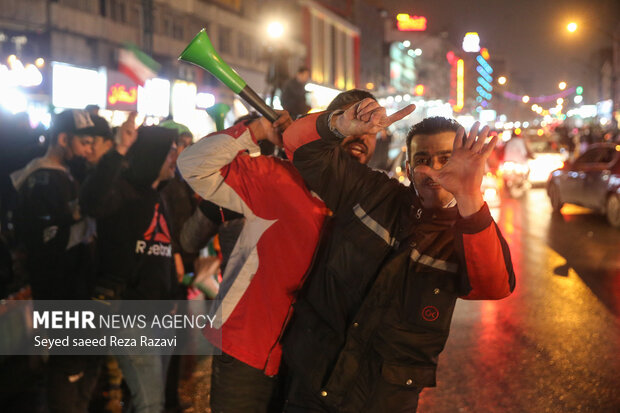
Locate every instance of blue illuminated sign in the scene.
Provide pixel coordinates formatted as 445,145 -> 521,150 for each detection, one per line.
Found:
477,77 -> 493,92
476,55 -> 493,74
476,66 -> 493,83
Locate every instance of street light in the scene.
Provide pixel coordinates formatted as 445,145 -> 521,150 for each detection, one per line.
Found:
498,76 -> 507,85
567,22 -> 578,33
522,95 -> 530,103
564,20 -> 618,124
267,21 -> 284,39
558,81 -> 567,90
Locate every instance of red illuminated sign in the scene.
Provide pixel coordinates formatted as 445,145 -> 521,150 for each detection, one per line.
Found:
108,83 -> 138,106
397,14 -> 427,31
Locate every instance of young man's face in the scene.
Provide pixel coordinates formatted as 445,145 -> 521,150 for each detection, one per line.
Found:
60,133 -> 94,161
157,143 -> 178,182
87,136 -> 114,164
407,131 -> 456,208
338,102 -> 376,165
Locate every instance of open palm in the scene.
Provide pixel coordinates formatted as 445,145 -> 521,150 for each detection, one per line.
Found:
415,123 -> 497,198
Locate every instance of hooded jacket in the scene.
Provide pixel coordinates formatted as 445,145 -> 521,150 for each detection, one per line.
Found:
11,157 -> 95,299
80,126 -> 178,300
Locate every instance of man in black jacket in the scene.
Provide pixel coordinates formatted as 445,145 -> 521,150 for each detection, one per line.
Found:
80,120 -> 179,413
281,100 -> 515,412
11,109 -> 99,413
280,66 -> 311,119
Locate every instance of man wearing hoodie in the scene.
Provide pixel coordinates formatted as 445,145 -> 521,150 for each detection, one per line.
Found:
80,122 -> 179,413
10,109 -> 99,413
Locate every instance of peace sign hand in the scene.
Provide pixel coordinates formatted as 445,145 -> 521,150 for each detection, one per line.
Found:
332,98 -> 415,137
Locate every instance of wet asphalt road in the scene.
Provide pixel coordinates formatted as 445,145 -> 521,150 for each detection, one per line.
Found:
417,188 -> 620,413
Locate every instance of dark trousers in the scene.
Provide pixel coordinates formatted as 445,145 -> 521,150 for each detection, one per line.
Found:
210,352 -> 281,413
47,355 -> 101,413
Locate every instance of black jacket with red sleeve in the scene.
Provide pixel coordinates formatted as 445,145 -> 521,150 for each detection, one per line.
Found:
281,112 -> 516,412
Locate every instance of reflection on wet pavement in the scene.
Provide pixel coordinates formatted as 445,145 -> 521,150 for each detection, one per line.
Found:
417,189 -> 620,412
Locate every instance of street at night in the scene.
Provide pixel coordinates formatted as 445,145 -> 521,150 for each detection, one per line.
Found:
418,189 -> 620,413
2,0 -> 620,412
174,189 -> 620,413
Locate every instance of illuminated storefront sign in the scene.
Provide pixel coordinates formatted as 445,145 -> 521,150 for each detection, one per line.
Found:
108,84 -> 137,106
462,32 -> 481,53
475,52 -> 493,111
137,78 -> 170,117
105,70 -> 139,111
52,62 -> 106,109
454,59 -> 464,112
396,14 -> 427,31
171,80 -> 197,127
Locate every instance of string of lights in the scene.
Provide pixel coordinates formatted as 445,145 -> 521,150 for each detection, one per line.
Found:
502,87 -> 576,103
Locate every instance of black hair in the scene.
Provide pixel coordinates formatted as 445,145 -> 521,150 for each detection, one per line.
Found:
326,89 -> 377,111
297,66 -> 310,74
406,117 -> 462,160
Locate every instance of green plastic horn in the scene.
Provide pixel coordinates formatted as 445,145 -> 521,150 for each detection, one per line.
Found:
179,29 -> 278,123
206,103 -> 231,131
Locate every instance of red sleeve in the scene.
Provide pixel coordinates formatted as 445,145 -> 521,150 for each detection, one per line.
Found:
283,112 -> 326,160
454,203 -> 515,300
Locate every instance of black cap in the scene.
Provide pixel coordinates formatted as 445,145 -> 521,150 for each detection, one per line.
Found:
51,109 -> 95,136
84,115 -> 113,140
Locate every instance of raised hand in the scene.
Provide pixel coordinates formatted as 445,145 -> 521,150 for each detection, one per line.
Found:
116,111 -> 138,156
249,110 -> 292,147
414,122 -> 498,217
333,98 -> 415,137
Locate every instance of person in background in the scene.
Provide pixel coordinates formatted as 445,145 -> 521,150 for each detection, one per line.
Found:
85,104 -> 100,119
503,128 -> 533,166
80,116 -> 179,413
11,109 -> 100,413
84,114 -> 115,166
280,66 -> 311,119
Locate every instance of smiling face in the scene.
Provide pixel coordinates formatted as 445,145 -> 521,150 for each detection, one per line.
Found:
340,133 -> 376,165
407,131 -> 456,208
338,102 -> 376,165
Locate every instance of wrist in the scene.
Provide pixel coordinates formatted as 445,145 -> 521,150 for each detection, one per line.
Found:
455,192 -> 484,218
328,110 -> 346,139
247,119 -> 265,142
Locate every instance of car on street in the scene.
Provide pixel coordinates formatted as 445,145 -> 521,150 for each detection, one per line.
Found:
547,143 -> 620,228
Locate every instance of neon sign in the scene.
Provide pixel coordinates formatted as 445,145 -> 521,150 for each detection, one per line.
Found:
108,83 -> 137,105
396,14 -> 427,31
454,59 -> 464,112
462,32 -> 480,53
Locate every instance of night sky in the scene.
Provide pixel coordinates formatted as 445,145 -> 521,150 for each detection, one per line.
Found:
382,0 -> 619,101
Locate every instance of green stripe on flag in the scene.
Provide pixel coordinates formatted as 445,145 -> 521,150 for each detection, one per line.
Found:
123,42 -> 161,74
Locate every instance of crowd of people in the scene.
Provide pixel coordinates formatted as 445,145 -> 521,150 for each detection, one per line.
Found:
0,88 -> 516,413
